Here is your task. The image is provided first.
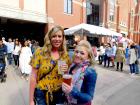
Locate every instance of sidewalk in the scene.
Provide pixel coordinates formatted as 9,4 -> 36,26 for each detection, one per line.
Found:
0,65 -> 29,105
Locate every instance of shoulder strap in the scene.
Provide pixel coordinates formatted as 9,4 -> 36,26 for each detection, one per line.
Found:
39,62 -> 57,81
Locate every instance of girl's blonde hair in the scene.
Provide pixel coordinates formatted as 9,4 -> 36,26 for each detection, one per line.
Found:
43,25 -> 67,55
76,40 -> 95,66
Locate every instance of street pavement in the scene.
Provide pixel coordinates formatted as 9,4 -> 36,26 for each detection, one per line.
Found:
0,64 -> 140,105
93,64 -> 140,105
0,65 -> 29,105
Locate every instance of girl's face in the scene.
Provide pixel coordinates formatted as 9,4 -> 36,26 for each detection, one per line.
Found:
51,30 -> 63,49
74,46 -> 89,64
15,41 -> 19,45
24,41 -> 28,46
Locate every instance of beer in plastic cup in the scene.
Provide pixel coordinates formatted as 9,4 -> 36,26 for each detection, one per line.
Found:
63,74 -> 72,85
58,60 -> 66,75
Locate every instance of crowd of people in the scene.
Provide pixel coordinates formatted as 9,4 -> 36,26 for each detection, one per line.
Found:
95,41 -> 140,75
0,37 -> 39,80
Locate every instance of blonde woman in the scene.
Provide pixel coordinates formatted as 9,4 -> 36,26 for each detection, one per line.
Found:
62,40 -> 97,105
30,25 -> 71,105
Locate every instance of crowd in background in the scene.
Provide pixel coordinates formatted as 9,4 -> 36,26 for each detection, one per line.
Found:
93,40 -> 140,75
0,37 -> 39,80
1,35 -> 140,79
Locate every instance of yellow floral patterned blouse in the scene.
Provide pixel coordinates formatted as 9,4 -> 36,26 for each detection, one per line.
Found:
30,47 -> 71,104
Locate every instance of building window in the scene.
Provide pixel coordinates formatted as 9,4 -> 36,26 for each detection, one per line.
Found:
131,9 -> 134,16
86,1 -> 92,16
109,0 -> 115,21
64,0 -> 72,14
86,1 -> 99,25
109,14 -> 114,21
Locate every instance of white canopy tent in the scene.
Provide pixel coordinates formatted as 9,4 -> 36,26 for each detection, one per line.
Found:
64,23 -> 122,37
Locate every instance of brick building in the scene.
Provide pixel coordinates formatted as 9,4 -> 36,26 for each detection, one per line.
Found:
0,0 -> 139,44
46,0 -> 87,30
48,0 -> 140,44
99,0 -> 140,43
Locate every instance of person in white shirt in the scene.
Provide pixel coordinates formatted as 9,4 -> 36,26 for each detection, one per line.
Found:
98,43 -> 105,65
2,37 -> 7,45
19,40 -> 32,80
13,40 -> 21,68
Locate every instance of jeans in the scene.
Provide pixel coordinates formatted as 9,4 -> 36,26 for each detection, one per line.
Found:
34,88 -> 66,105
7,53 -> 13,65
13,55 -> 19,66
34,88 -> 46,105
0,63 -> 5,73
98,55 -> 104,64
135,64 -> 139,74
129,63 -> 136,74
104,54 -> 111,67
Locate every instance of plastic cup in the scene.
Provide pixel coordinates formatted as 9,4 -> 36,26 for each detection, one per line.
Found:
58,60 -> 66,75
62,74 -> 72,85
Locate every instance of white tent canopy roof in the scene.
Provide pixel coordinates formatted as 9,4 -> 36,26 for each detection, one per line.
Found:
64,23 -> 122,37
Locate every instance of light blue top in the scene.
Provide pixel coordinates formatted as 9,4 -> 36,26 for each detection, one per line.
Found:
6,42 -> 14,53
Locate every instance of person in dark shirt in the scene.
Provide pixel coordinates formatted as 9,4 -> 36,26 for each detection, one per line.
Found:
0,38 -> 7,79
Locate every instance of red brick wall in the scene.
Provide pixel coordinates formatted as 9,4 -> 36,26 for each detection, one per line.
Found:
46,0 -> 86,29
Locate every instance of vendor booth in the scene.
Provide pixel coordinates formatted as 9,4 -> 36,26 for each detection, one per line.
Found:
64,23 -> 122,47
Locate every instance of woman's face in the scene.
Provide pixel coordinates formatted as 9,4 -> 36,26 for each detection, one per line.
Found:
24,41 -> 28,46
51,30 -> 63,49
15,40 -> 19,45
74,46 -> 89,64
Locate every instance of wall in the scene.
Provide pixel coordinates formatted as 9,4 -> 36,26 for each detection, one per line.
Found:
0,0 -> 19,8
47,0 -> 86,29
0,0 -> 47,23
24,0 -> 46,14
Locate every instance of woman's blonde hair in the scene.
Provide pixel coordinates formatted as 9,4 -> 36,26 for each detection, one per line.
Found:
76,40 -> 95,66
43,25 -> 67,55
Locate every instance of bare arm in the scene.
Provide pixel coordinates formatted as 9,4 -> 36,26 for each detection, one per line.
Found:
29,68 -> 37,105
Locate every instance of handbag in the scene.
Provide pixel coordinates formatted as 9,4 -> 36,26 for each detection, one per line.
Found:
135,60 -> 139,64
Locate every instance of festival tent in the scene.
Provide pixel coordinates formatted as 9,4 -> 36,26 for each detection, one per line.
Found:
64,23 -> 122,37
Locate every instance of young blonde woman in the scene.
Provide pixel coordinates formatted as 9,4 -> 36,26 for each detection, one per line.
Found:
62,40 -> 97,105
30,25 -> 71,105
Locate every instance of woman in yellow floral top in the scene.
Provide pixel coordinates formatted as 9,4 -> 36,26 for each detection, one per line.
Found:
30,25 -> 71,105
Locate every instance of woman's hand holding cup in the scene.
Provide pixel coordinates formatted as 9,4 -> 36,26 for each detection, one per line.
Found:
58,60 -> 68,74
62,82 -> 73,94
60,64 -> 68,73
62,74 -> 73,94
